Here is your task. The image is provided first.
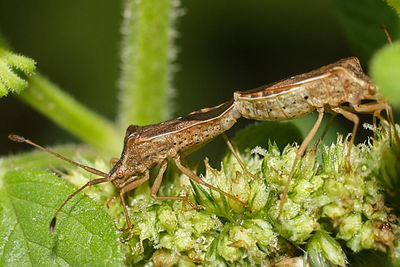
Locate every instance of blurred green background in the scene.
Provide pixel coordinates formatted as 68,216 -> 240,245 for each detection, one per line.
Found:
0,0 -> 395,162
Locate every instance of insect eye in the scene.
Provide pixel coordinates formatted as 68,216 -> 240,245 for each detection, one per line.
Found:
116,168 -> 125,178
129,132 -> 139,138
368,84 -> 376,95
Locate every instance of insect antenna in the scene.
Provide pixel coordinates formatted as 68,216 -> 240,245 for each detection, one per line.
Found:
49,176 -> 112,232
8,134 -> 112,232
8,134 -> 108,177
380,24 -> 392,45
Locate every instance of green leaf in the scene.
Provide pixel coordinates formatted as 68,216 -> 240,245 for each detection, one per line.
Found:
385,0 -> 400,15
0,169 -> 123,266
331,0 -> 400,62
0,48 -> 36,97
370,42 -> 400,108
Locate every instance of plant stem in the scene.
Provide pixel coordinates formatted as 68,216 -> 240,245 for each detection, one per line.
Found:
118,0 -> 179,128
18,74 -> 121,155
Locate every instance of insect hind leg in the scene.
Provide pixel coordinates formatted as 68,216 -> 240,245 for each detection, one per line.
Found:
222,133 -> 261,180
173,154 -> 251,212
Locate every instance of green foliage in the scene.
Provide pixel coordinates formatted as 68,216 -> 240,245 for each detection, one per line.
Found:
0,168 -> 123,266
2,124 -> 399,266
0,47 -> 35,97
370,42 -> 400,108
331,0 -> 400,63
307,231 -> 347,267
113,124 -> 398,265
385,0 -> 400,15
1,0 -> 400,266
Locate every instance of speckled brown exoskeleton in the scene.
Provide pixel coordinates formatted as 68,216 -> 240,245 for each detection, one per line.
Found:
233,57 -> 397,220
10,57 -> 397,232
9,100 -> 250,232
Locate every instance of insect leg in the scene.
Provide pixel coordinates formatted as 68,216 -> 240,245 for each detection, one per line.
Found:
173,155 -> 251,211
353,102 -> 388,126
375,111 -> 392,143
118,172 -> 150,232
320,113 -> 337,142
331,107 -> 359,169
278,109 -> 324,221
150,160 -> 201,210
311,113 -> 337,152
354,101 -> 400,149
222,133 -> 261,180
105,159 -> 122,208
109,158 -> 119,169
353,101 -> 389,141
385,104 -> 400,150
106,194 -> 119,209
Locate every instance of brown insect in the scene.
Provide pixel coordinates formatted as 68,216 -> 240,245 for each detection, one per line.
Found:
9,100 -> 251,232
233,57 -> 396,219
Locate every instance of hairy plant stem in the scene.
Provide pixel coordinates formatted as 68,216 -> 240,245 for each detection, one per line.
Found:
118,0 -> 179,128
18,75 -> 121,155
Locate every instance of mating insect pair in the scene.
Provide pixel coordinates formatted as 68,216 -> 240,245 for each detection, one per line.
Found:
9,56 -> 396,232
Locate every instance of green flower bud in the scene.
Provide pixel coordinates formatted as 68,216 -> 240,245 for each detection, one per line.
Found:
158,205 -> 178,233
0,48 -> 35,96
307,231 -> 347,267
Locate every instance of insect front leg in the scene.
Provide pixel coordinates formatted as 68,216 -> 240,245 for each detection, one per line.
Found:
353,102 -> 389,143
117,172 -> 150,232
106,194 -> 119,208
354,102 -> 388,127
150,160 -> 201,210
354,101 -> 400,148
173,154 -> 251,211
